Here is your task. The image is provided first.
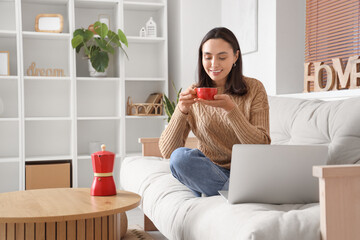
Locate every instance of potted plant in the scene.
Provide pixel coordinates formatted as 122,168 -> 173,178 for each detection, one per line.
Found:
163,82 -> 182,123
71,21 -> 128,77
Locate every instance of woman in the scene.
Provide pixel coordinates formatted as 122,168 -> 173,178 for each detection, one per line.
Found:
159,27 -> 271,197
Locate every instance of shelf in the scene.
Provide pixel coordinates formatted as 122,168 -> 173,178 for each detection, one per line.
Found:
22,0 -> 69,5
276,89 -> 360,100
77,119 -> 120,155
124,1 -> 164,11
75,0 -> 118,9
0,121 -> 19,158
125,77 -> 166,81
126,115 -> 166,119
0,118 -> 19,122
25,155 -> 72,162
0,76 -> 18,80
125,42 -> 165,78
0,79 -> 18,118
0,1 -> 16,34
77,77 -> 119,81
23,38 -> 70,77
0,0 -> 168,192
125,80 -> 165,106
24,76 -> 71,81
25,120 -> 71,158
78,153 -> 120,160
77,117 -> 120,120
127,36 -> 165,43
77,80 -> 119,117
124,3 -> 165,37
77,155 -> 91,160
24,80 -> 71,118
0,161 -> 19,193
22,31 -> 70,40
0,30 -> 16,37
25,117 -> 71,121
0,0 -> 14,2
0,35 -> 18,76
0,157 -> 20,163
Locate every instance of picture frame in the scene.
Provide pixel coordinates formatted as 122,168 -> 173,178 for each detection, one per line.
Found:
0,51 -> 10,76
35,14 -> 64,33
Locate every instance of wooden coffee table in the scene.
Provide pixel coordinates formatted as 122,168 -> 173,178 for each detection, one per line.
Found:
0,188 -> 141,240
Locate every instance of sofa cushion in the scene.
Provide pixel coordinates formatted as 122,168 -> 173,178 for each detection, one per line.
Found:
269,96 -> 360,165
121,156 -> 321,240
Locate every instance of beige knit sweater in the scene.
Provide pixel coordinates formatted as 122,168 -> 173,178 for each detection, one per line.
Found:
159,77 -> 271,169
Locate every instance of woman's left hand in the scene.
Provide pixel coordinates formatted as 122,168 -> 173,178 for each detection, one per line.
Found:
196,94 -> 235,112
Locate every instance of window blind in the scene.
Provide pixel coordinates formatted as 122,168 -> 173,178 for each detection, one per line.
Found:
305,0 -> 360,90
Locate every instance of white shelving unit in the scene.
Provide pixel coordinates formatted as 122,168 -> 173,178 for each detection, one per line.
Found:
0,0 -> 168,193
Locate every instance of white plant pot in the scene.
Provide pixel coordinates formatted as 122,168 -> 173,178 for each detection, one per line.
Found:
88,59 -> 108,77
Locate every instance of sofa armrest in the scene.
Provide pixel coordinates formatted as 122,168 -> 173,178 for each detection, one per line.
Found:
313,165 -> 360,240
138,137 -> 198,157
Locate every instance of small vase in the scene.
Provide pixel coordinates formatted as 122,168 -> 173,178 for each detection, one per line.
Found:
88,59 -> 108,77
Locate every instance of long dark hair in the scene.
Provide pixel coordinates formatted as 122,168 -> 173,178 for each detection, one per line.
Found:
197,27 -> 247,96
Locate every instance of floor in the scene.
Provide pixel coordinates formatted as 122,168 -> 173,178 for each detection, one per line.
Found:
127,207 -> 168,240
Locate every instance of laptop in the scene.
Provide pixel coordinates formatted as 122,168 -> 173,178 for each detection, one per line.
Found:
219,144 -> 328,204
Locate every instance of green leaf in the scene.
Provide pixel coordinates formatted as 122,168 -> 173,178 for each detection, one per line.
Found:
94,38 -> 114,54
71,35 -> 83,49
94,21 -> 108,39
90,51 -> 109,72
163,98 -> 173,123
176,88 -> 182,104
71,21 -> 129,71
107,45 -> 115,54
73,29 -> 93,42
118,44 -> 129,59
75,43 -> 83,53
164,104 -> 171,117
107,30 -> 120,45
163,94 -> 172,106
163,94 -> 175,118
84,46 -> 90,56
83,30 -> 94,42
72,29 -> 93,55
118,29 -> 128,47
73,28 -> 84,37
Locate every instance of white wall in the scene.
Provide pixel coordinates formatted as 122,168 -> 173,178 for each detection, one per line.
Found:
167,0 -> 181,97
168,0 -> 305,97
241,0 -> 277,95
276,0 -> 305,94
168,0 -> 221,99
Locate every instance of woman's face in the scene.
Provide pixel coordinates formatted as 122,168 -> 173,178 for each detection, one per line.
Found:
202,38 -> 239,87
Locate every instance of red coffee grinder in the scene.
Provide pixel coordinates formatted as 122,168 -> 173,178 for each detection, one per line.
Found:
90,144 -> 117,196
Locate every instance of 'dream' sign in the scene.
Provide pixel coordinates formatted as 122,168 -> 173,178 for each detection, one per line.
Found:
304,55 -> 360,92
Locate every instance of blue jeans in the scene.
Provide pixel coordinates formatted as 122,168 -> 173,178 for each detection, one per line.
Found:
170,147 -> 230,197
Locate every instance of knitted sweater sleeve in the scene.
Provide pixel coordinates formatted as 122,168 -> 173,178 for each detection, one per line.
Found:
159,105 -> 191,158
226,82 -> 271,144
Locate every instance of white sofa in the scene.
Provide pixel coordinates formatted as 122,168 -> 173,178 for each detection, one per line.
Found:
120,96 -> 360,240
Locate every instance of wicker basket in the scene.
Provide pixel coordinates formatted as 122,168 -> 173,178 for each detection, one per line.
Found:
127,93 -> 163,116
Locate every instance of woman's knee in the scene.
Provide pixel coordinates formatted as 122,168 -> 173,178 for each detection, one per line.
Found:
170,147 -> 193,170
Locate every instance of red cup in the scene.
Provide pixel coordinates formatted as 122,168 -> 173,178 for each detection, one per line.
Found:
196,87 -> 218,100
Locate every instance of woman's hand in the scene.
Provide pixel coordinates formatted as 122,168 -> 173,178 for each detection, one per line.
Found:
178,86 -> 197,114
196,94 -> 235,112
